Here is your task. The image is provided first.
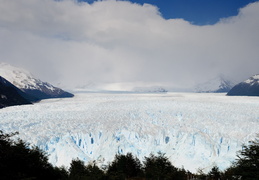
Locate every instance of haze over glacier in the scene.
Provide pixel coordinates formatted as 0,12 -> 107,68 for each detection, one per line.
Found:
0,92 -> 258,172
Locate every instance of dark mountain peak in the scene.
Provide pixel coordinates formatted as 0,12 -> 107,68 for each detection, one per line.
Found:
0,63 -> 74,100
0,76 -> 32,109
227,74 -> 259,96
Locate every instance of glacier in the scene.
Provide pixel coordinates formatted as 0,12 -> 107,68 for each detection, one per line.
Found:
0,92 -> 258,173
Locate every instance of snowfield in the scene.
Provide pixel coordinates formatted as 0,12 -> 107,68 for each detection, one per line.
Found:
0,92 -> 258,172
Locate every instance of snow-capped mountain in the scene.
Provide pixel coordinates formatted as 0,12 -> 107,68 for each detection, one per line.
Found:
0,63 -> 74,100
0,76 -> 31,108
195,76 -> 234,93
227,74 -> 259,96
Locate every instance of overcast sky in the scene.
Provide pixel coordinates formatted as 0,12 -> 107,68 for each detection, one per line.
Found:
0,0 -> 259,90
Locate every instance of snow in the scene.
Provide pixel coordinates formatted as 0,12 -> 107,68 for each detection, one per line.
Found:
1,94 -> 7,99
0,92 -> 258,173
244,74 -> 259,85
0,63 -> 37,89
195,76 -> 234,93
0,63 -> 56,91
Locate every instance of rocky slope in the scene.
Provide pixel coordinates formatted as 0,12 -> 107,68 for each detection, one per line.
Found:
0,76 -> 32,108
227,74 -> 259,96
0,63 -> 73,100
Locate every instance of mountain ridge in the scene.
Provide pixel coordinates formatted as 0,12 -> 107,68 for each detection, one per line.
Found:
0,76 -> 32,108
227,74 -> 259,96
195,76 -> 234,93
0,63 -> 74,100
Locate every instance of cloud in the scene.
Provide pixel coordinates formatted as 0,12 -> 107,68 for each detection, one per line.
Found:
0,0 -> 259,90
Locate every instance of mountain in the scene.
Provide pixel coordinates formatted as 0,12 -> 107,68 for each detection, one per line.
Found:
195,76 -> 234,93
0,76 -> 32,108
132,86 -> 168,93
227,74 -> 259,96
0,63 -> 74,100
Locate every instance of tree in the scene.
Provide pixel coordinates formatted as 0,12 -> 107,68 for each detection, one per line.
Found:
233,136 -> 259,180
68,159 -> 105,180
222,165 -> 239,180
69,159 -> 88,180
85,163 -> 105,180
143,152 -> 182,180
107,153 -> 143,179
207,166 -> 221,180
196,168 -> 207,180
0,130 -> 67,180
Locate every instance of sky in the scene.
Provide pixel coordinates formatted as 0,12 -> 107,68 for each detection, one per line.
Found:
0,0 -> 259,91
81,0 -> 259,25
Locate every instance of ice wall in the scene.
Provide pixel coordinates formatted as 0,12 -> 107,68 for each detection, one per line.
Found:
0,93 -> 258,172
41,128 -> 241,172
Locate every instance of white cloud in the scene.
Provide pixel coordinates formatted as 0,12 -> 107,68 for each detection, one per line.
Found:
0,0 -> 259,90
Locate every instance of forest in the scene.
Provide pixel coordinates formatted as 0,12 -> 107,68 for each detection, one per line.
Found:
0,130 -> 258,180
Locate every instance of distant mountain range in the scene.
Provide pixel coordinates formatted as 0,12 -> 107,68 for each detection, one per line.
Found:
1,62 -> 258,109
227,74 -> 259,96
195,76 -> 235,93
0,63 -> 74,108
132,86 -> 168,93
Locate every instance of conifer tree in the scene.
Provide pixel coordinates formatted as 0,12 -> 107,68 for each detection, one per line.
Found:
69,159 -> 88,180
143,152 -> 181,180
107,153 -> 143,179
85,162 -> 105,180
233,136 -> 259,179
0,130 -> 67,180
207,166 -> 221,180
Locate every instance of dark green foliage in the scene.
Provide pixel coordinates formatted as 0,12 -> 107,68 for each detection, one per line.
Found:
54,166 -> 69,180
143,152 -> 187,180
0,130 -> 68,180
85,163 -> 105,180
107,153 -> 143,180
1,130 -> 258,180
215,136 -> 259,180
68,159 -> 105,180
222,165 -> 239,180
207,166 -> 221,180
196,168 -> 207,180
69,159 -> 88,180
231,137 -> 259,180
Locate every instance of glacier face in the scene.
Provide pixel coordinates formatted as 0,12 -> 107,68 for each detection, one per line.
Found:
0,92 -> 258,172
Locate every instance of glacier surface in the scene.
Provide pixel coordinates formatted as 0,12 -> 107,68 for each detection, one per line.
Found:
0,92 -> 258,172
